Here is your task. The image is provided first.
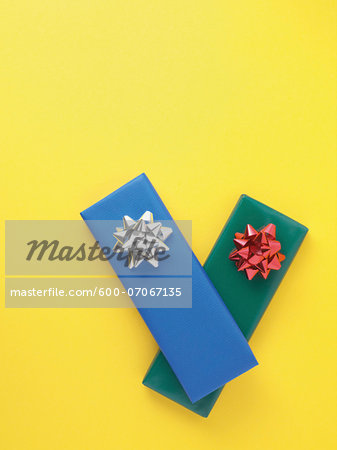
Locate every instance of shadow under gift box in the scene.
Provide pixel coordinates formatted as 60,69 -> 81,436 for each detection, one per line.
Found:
81,174 -> 257,404
143,194 -> 308,417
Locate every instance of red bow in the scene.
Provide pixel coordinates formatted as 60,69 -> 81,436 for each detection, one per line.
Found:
229,224 -> 285,280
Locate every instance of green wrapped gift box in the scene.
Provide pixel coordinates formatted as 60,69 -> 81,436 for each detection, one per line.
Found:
143,194 -> 308,417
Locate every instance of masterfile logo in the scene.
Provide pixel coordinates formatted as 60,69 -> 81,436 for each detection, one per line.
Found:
5,220 -> 192,308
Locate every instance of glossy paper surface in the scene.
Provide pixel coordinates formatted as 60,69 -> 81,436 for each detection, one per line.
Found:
143,194 -> 308,416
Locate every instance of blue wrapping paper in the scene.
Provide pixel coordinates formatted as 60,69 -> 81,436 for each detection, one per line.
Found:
81,173 -> 257,403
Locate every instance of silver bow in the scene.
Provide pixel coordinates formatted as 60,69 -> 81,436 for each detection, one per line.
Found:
113,211 -> 173,268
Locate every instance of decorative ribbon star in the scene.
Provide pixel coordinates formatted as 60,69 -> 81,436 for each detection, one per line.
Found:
113,211 -> 173,269
229,224 -> 285,280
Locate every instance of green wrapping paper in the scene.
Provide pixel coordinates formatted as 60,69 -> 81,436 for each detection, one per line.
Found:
143,194 -> 308,417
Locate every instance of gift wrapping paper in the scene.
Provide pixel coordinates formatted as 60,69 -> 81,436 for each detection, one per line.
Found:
143,194 -> 308,416
81,174 -> 257,403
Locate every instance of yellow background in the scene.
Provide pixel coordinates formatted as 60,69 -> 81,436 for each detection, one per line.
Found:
1,1 -> 336,449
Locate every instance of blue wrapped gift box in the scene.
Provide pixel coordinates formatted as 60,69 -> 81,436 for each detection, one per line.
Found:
81,173 -> 257,403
